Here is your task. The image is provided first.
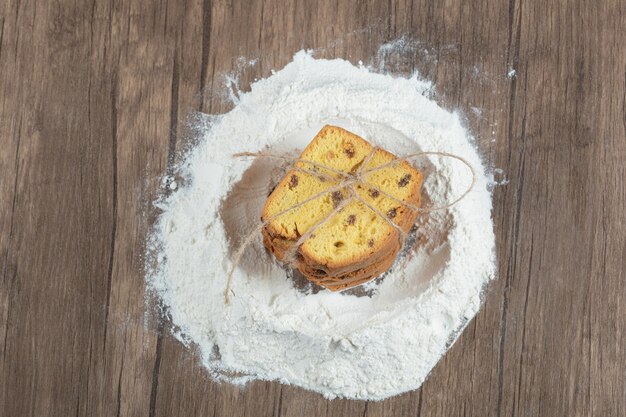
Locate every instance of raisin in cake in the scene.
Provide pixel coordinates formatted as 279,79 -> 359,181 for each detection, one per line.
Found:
262,125 -> 423,291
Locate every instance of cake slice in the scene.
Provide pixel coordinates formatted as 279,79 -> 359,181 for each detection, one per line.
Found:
262,125 -> 422,291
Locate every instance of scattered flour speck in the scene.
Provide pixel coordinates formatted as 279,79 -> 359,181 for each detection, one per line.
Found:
507,68 -> 517,78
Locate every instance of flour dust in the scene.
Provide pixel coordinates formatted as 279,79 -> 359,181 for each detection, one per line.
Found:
145,42 -> 496,400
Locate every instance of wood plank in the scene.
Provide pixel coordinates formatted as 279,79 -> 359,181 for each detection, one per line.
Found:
0,0 -> 624,416
0,0 -> 118,415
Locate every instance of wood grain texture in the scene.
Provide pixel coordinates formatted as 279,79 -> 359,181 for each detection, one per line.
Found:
1,0 -> 624,416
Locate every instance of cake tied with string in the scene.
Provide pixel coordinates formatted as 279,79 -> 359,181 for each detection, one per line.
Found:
261,125 -> 423,291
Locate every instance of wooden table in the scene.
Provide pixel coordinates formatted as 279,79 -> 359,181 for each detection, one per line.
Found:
1,0 -> 624,415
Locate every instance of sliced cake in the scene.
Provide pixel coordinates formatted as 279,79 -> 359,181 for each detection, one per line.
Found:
262,125 -> 422,291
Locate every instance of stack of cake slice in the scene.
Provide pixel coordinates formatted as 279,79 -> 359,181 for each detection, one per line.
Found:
262,125 -> 423,291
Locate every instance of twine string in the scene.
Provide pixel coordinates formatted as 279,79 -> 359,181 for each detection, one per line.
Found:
351,188 -> 406,238
356,147 -> 379,175
291,166 -> 337,183
234,151 -> 351,179
351,189 -> 407,248
225,148 -> 476,304
224,181 -> 348,303
282,189 -> 354,265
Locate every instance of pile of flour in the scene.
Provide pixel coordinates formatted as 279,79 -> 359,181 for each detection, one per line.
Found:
146,51 -> 496,400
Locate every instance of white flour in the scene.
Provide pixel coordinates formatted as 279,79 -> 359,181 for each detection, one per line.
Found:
146,50 -> 496,400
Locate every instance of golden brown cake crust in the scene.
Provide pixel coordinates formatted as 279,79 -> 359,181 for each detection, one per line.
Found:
261,125 -> 422,291
262,226 -> 400,291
